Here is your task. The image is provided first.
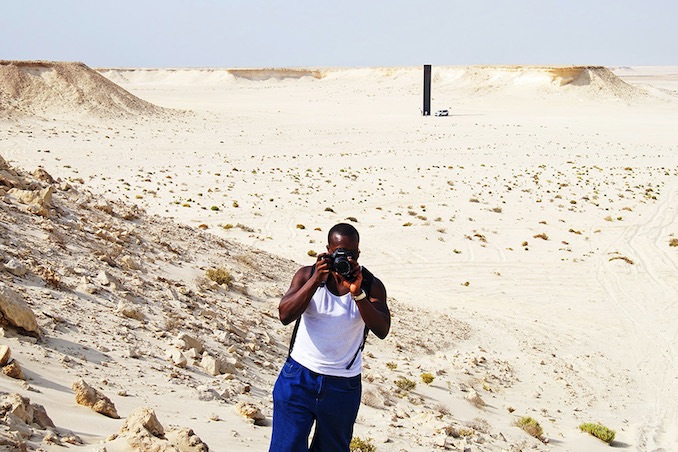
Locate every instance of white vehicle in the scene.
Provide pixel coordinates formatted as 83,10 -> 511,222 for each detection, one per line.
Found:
434,109 -> 449,116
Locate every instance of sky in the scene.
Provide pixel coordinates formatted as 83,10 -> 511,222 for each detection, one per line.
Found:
1,0 -> 676,68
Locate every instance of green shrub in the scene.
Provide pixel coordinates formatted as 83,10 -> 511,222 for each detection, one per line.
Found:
579,423 -> 616,443
205,268 -> 232,287
350,436 -> 376,452
515,416 -> 543,438
421,372 -> 434,384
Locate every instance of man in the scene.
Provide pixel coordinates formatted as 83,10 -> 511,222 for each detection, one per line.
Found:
269,223 -> 391,452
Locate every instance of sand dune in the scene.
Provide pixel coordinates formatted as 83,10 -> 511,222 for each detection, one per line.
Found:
0,61 -> 171,119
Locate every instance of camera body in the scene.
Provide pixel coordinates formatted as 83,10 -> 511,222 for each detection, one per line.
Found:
326,248 -> 356,281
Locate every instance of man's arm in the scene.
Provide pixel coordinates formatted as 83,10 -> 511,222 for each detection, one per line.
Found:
278,258 -> 329,325
355,277 -> 390,339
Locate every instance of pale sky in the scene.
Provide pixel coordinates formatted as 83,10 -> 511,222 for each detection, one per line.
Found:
1,0 -> 676,68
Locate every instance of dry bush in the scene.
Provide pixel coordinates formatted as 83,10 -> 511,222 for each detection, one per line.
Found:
421,372 -> 434,384
206,267 -> 232,287
533,233 -> 549,240
35,265 -> 62,289
349,436 -> 376,452
669,238 -> 678,247
515,416 -> 543,439
394,376 -> 416,392
466,417 -> 491,434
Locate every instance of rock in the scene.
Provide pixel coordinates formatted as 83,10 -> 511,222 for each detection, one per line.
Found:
4,258 -> 28,277
219,353 -> 243,374
42,430 -> 62,446
0,283 -> 40,337
177,333 -> 204,354
78,276 -> 99,294
31,404 -> 56,429
33,168 -> 55,184
235,401 -> 266,426
97,270 -> 121,288
465,389 -> 486,408
165,428 -> 209,452
72,378 -> 120,419
2,361 -> 26,380
1,393 -> 33,423
93,198 -> 113,214
120,255 -> 142,271
200,353 -> 221,376
0,429 -> 26,451
116,301 -> 145,321
0,344 -> 11,366
166,348 -> 188,368
7,186 -> 54,217
4,412 -> 32,438
0,155 -> 26,190
120,407 -> 165,438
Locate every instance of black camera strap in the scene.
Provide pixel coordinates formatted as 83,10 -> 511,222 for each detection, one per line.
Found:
287,265 -> 373,370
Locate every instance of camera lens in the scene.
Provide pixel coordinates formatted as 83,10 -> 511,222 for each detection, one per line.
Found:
334,258 -> 351,275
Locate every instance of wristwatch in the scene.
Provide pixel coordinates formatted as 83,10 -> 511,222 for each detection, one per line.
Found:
352,290 -> 367,302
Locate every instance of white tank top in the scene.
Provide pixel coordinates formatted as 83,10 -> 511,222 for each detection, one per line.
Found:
290,285 -> 365,377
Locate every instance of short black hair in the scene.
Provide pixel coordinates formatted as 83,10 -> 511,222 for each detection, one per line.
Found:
328,223 -> 359,244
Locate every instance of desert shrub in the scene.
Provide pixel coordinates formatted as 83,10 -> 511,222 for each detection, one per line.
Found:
223,224 -> 234,229
394,377 -> 416,392
579,423 -> 616,443
325,207 -> 335,212
515,416 -> 543,438
345,216 -> 358,222
466,417 -> 491,434
232,201 -> 239,208
533,233 -> 549,240
669,238 -> 678,247
402,222 -> 413,227
236,223 -> 254,232
205,268 -> 232,287
385,362 -> 397,370
210,206 -> 219,211
307,250 -> 318,257
457,428 -> 475,437
350,436 -> 376,452
421,372 -> 434,384
296,224 -> 305,229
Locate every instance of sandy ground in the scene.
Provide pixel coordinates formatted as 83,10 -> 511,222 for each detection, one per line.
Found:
1,63 -> 677,451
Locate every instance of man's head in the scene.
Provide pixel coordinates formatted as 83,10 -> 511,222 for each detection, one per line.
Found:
327,223 -> 360,257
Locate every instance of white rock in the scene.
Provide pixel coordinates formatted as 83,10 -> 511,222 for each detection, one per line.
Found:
0,344 -> 11,366
178,333 -> 204,354
4,258 -> 27,277
0,283 -> 40,337
166,348 -> 187,368
200,354 -> 221,376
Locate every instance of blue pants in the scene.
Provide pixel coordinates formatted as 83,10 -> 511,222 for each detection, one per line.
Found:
269,357 -> 362,452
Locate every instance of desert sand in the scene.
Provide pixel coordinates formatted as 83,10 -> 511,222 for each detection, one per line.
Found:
0,61 -> 676,451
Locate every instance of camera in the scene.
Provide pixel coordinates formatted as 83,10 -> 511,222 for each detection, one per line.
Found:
326,248 -> 356,281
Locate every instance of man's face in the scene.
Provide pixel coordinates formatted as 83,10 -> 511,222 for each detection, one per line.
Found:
327,234 -> 360,260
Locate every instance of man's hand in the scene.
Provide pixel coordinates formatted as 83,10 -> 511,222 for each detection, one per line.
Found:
313,253 -> 331,285
339,256 -> 363,295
